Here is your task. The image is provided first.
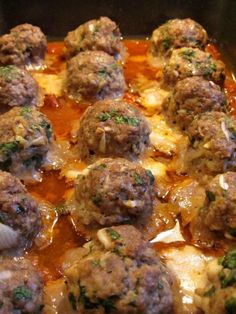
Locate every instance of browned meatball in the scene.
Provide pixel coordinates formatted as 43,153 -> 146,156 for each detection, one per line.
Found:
202,172 -> 236,236
186,112 -> 236,175
0,65 -> 39,110
65,225 -> 173,314
0,258 -> 43,313
163,47 -> 225,86
164,77 -> 226,129
66,51 -> 126,102
74,158 -> 155,226
76,100 -> 151,161
0,106 -> 53,179
0,23 -> 47,67
0,170 -> 41,252
64,16 -> 126,60
150,18 -> 208,59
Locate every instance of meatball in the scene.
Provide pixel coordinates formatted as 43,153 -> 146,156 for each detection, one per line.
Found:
195,251 -> 236,314
0,65 -> 39,110
186,112 -> 236,175
0,170 -> 41,251
164,77 -> 226,129
0,258 -> 43,313
76,99 -> 151,161
65,225 -> 173,314
201,172 -> 236,236
0,106 -> 53,178
64,16 -> 125,60
0,23 -> 47,67
73,158 -> 155,226
66,51 -> 126,102
150,18 -> 208,59
163,47 -> 225,86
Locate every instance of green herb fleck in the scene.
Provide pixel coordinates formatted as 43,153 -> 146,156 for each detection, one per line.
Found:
97,112 -> 111,122
68,292 -> 77,311
0,65 -> 16,81
225,297 -> 236,314
97,110 -> 139,126
92,194 -> 102,206
91,259 -> 100,267
94,163 -> 107,171
203,63 -> 217,77
220,251 -> 236,269
145,169 -> 155,185
13,286 -> 32,302
98,69 -> 107,78
206,190 -> 216,202
162,37 -> 172,50
106,228 -> 120,240
40,119 -> 52,140
134,172 -> 145,185
20,106 -> 31,117
0,141 -> 19,160
203,285 -> 215,297
180,49 -> 196,61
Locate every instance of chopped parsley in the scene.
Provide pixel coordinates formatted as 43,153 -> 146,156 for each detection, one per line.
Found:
220,251 -> 236,270
162,37 -> 172,50
0,65 -> 16,82
225,297 -> 236,314
180,49 -> 196,61
134,172 -> 145,185
12,286 -> 32,302
98,69 -> 107,78
68,292 -> 77,311
97,110 -> 139,126
203,62 -> 217,77
91,259 -> 100,267
206,190 -> 216,202
40,119 -> 52,140
203,285 -> 215,297
20,106 -> 31,118
145,169 -> 155,185
106,228 -> 120,240
94,163 -> 107,171
0,141 -> 19,160
92,194 -> 102,206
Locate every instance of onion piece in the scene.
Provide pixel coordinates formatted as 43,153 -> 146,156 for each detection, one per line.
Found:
0,223 -> 19,250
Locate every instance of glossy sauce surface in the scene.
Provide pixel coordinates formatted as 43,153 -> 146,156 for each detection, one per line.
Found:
25,39 -> 236,283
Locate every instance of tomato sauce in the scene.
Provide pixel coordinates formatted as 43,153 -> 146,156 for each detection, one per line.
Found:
25,39 -> 236,282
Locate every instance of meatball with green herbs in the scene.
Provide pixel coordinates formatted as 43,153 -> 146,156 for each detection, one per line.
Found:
64,16 -> 126,60
65,50 -> 126,102
202,172 -> 236,237
185,112 -> 236,175
0,106 -> 53,179
164,77 -> 227,129
76,99 -> 151,161
0,65 -> 39,110
0,170 -> 41,252
195,251 -> 236,314
0,23 -> 47,68
65,225 -> 173,314
73,158 -> 155,226
163,47 -> 225,86
150,18 -> 208,60
0,258 -> 43,313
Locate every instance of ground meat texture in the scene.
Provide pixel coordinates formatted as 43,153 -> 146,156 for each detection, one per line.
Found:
76,100 -> 151,161
65,225 -> 173,314
163,47 -> 225,86
201,172 -> 236,236
0,23 -> 47,67
186,112 -> 236,175
0,258 -> 43,313
0,106 -> 53,177
0,65 -> 39,110
65,51 -> 126,102
0,170 -> 41,251
164,77 -> 227,129
64,16 -> 125,59
150,18 -> 208,58
74,158 -> 155,226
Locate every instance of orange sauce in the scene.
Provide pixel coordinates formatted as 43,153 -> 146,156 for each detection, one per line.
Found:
25,39 -> 236,282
